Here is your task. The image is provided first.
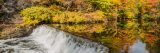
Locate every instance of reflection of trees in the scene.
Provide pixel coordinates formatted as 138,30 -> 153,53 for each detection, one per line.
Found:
140,32 -> 160,53
49,18 -> 160,53
50,23 -> 114,40
101,29 -> 137,53
109,20 -> 138,53
50,23 -> 107,33
50,20 -> 137,53
139,19 -> 160,53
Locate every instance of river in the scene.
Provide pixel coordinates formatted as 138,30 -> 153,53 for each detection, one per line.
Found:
0,20 -> 160,53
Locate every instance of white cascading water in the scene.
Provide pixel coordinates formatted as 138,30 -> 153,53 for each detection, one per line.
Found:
0,25 -> 108,53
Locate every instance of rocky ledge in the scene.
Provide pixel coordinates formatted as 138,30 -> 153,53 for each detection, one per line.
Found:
0,24 -> 34,39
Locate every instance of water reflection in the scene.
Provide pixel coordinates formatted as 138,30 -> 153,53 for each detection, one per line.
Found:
129,40 -> 149,53
49,19 -> 160,53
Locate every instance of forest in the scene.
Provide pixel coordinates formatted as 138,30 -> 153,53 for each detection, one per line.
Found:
0,0 -> 160,53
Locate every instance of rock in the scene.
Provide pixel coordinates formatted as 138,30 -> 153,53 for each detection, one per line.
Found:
0,0 -> 33,23
0,24 -> 35,39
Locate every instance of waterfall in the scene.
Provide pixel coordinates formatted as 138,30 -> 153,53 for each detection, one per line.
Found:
0,25 -> 108,53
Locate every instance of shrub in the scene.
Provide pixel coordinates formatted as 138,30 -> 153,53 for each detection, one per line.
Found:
52,10 -> 105,23
89,0 -> 139,19
89,0 -> 113,11
49,5 -> 65,11
57,0 -> 92,11
20,6 -> 59,25
53,11 -> 86,23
